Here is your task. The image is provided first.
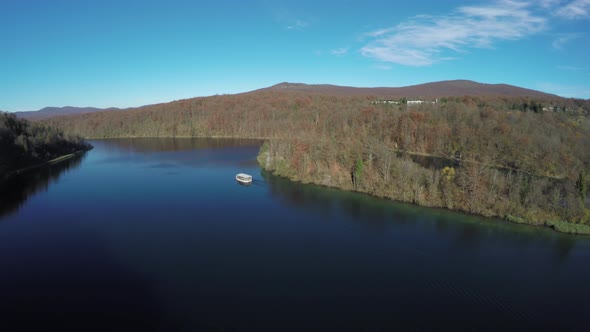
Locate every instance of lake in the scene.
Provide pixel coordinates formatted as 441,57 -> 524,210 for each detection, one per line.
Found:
0,138 -> 588,331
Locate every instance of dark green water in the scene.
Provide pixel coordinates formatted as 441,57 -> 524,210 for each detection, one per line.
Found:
0,138 -> 588,332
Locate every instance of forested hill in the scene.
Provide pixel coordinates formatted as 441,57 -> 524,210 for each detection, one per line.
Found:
258,80 -> 560,99
0,112 -> 91,179
40,84 -> 590,233
16,80 -> 559,120
15,106 -> 120,120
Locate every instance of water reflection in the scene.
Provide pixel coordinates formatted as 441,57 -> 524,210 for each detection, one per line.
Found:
262,169 -> 583,262
96,137 -> 262,153
261,169 -> 588,331
91,138 -> 262,169
0,228 -> 163,331
0,138 -> 587,331
0,153 -> 87,218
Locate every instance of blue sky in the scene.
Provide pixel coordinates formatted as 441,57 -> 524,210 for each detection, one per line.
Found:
1,0 -> 589,111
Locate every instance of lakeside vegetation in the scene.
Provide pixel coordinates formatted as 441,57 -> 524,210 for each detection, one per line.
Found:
0,112 -> 92,180
40,90 -> 590,233
0,153 -> 85,218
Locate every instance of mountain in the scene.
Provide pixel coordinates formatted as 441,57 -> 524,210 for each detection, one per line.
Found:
14,106 -> 120,120
12,80 -> 567,122
260,80 -> 560,99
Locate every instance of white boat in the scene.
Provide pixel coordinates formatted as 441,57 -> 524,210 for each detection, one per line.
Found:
236,173 -> 253,184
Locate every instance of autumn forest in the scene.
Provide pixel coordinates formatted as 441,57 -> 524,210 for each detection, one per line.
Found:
0,112 -> 91,180
34,88 -> 590,234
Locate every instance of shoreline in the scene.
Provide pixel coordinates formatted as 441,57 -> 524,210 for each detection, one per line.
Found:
1,149 -> 91,182
84,135 -> 270,140
261,166 -> 590,236
85,136 -> 590,236
255,146 -> 590,236
9,135 -> 586,236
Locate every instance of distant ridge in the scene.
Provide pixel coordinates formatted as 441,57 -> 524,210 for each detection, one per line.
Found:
14,80 -> 566,121
260,80 -> 560,99
15,106 -> 120,120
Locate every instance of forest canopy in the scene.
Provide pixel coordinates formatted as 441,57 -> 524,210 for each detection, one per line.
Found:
0,112 -> 91,179
40,90 -> 590,232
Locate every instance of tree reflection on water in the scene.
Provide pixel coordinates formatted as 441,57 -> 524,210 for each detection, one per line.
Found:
0,153 -> 87,219
261,169 -> 580,262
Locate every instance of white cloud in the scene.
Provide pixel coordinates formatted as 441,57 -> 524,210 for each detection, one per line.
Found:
361,1 -> 546,66
555,0 -> 590,19
552,33 -> 580,50
330,47 -> 349,56
287,19 -> 309,31
373,64 -> 392,70
539,0 -> 563,8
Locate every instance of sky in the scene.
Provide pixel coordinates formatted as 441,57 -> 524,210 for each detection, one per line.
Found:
1,0 -> 589,111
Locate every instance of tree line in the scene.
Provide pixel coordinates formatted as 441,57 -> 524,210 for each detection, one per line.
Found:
41,91 -> 590,232
1,112 -> 91,179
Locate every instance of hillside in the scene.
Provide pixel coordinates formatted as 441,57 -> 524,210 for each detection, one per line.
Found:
19,80 -> 561,121
38,81 -> 590,232
15,106 -> 120,120
259,80 -> 560,99
0,112 -> 92,179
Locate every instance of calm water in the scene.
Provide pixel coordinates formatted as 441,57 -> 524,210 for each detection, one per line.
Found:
0,138 -> 588,332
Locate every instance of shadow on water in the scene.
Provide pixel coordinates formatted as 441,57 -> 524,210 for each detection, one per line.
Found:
261,170 -> 582,262
1,138 -> 586,332
260,170 -> 590,331
0,153 -> 87,219
0,226 -> 164,332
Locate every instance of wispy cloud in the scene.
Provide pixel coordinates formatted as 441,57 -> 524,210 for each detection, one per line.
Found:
361,1 -> 546,66
552,33 -> 580,50
330,47 -> 349,56
286,19 -> 309,31
540,0 -> 563,8
373,64 -> 392,70
555,0 -> 590,19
